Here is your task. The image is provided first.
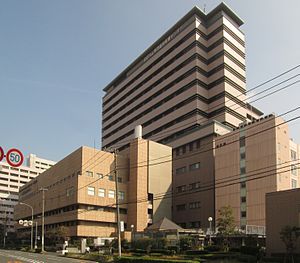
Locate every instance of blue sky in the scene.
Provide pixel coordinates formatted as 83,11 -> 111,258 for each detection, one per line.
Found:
0,0 -> 300,162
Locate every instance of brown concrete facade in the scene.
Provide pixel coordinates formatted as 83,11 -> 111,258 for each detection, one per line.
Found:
15,140 -> 172,239
266,189 -> 300,255
101,3 -> 263,229
215,115 -> 297,229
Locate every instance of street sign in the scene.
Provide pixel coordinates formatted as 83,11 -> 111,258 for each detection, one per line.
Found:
6,148 -> 24,167
0,147 -> 4,162
120,221 -> 124,232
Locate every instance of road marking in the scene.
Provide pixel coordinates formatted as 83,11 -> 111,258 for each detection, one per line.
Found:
0,251 -> 44,263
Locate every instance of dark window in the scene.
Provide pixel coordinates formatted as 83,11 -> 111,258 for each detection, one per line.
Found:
240,137 -> 245,147
240,152 -> 245,159
176,204 -> 186,211
241,196 -> 246,203
241,211 -> 246,218
189,142 -> 194,151
176,167 -> 186,175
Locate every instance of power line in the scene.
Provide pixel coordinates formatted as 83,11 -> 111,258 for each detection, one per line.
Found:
106,76 -> 300,151
24,111 -> 300,204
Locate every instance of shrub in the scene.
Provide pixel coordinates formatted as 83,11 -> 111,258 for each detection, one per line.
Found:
229,247 -> 240,252
116,256 -> 199,263
167,246 -> 179,253
240,246 -> 259,255
205,245 -> 221,252
150,249 -> 174,255
185,250 -> 208,255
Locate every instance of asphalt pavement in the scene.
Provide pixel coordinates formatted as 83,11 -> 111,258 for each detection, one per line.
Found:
0,249 -> 97,263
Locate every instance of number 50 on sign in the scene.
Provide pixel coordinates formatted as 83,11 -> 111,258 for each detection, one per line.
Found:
0,147 -> 24,167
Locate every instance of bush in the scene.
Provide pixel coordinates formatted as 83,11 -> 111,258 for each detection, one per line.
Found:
167,246 -> 179,253
237,254 -> 257,263
240,246 -> 259,256
116,256 -> 199,263
229,247 -> 240,252
205,245 -> 221,252
185,250 -> 208,255
150,249 -> 174,255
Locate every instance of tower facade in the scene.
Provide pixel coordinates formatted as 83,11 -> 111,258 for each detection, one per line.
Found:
102,3 -> 262,228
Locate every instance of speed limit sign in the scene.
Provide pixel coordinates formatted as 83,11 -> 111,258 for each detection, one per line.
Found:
6,148 -> 24,167
0,147 -> 4,162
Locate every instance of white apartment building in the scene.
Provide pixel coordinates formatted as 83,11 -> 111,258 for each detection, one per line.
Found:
27,154 -> 56,171
0,154 -> 55,232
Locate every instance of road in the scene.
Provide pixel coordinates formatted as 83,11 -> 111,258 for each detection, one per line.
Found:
0,249 -> 97,263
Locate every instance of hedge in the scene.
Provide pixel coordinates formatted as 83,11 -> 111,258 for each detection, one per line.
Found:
185,250 -> 208,255
116,256 -> 199,263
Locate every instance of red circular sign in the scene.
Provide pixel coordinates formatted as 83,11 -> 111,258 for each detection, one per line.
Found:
0,147 -> 4,162
6,148 -> 24,167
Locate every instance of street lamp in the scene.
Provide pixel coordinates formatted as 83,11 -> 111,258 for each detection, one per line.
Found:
19,202 -> 34,250
208,217 -> 213,245
39,187 -> 48,252
130,225 -> 134,242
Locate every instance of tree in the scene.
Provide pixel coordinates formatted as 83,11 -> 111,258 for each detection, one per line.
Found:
56,226 -> 69,243
280,225 -> 300,263
216,206 -> 236,251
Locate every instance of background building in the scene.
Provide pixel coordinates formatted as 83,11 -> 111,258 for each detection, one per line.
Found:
15,138 -> 172,240
266,188 -> 300,255
101,3 -> 262,228
0,154 -> 54,233
27,154 -> 56,171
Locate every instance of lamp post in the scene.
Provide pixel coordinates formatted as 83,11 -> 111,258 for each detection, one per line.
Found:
130,225 -> 134,242
39,187 -> 48,252
19,202 -> 34,250
35,221 -> 38,249
208,217 -> 213,245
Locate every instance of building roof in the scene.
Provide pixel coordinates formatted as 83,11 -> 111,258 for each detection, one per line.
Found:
146,217 -> 183,231
103,2 -> 244,93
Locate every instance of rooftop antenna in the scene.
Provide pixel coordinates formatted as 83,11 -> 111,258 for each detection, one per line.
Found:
204,3 -> 206,14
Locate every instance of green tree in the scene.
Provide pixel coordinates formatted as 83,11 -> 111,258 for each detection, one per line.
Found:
280,225 -> 300,263
216,205 -> 236,251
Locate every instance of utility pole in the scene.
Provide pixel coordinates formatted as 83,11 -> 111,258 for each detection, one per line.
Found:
35,221 -> 38,249
40,187 -> 48,252
3,211 -> 7,248
114,149 -> 122,257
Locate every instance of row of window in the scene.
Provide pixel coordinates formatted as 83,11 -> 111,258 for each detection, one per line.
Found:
0,166 -> 38,175
176,162 -> 201,175
176,181 -> 201,193
174,139 -> 201,157
87,187 -> 125,200
0,171 -> 35,180
104,22 -> 245,112
178,221 -> 201,229
176,201 -> 201,211
85,171 -> 123,183
291,150 -> 297,161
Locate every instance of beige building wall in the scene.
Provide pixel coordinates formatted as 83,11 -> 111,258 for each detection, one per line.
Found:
266,189 -> 300,255
127,139 -> 149,232
215,115 -> 296,228
127,139 -> 172,232
148,140 -> 172,223
15,141 -> 172,238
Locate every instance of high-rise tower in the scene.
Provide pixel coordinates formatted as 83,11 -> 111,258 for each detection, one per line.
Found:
102,3 -> 262,228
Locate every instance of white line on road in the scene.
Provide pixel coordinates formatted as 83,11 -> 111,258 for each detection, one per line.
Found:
0,251 -> 44,263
